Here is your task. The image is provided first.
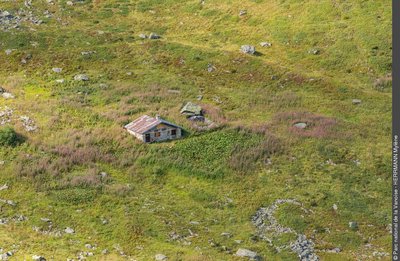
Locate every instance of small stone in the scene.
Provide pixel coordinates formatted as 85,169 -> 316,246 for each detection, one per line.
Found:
234,240 -> 243,244
207,63 -> 216,72
332,204 -> 338,211
239,10 -> 247,16
189,221 -> 200,225
352,99 -> 362,105
240,45 -> 255,55
0,184 -> 8,191
52,68 -> 62,73
81,51 -> 95,56
349,221 -> 358,230
293,122 -> 307,129
236,248 -> 260,260
260,42 -> 272,47
74,74 -> 89,81
101,249 -> 108,255
2,92 -> 15,99
309,48 -> 320,55
66,1 -> 74,6
149,33 -> 161,39
5,49 -> 12,55
221,232 -> 232,238
64,227 -> 75,234
55,79 -> 65,83
139,34 -> 147,39
40,218 -> 51,222
155,254 -> 168,260
197,95 -> 203,101
32,255 -> 46,261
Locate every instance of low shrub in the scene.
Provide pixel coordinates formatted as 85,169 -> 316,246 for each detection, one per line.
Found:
0,126 -> 21,146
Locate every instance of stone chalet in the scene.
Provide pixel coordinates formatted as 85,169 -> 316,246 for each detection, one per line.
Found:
124,115 -> 183,143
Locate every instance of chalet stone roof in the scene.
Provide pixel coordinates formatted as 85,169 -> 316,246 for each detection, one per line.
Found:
124,115 -> 181,134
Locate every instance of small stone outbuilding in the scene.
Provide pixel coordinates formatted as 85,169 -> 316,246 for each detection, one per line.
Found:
124,115 -> 182,143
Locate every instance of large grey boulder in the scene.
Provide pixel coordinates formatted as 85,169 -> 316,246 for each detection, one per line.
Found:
180,102 -> 202,117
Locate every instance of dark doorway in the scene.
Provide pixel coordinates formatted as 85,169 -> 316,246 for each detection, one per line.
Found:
145,134 -> 151,142
171,129 -> 176,136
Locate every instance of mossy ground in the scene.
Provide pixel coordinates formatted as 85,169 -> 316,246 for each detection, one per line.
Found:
0,0 -> 391,260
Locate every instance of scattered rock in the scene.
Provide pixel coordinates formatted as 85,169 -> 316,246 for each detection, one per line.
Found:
32,255 -> 46,261
167,89 -> 181,94
207,63 -> 216,72
253,199 -> 319,260
5,49 -> 12,55
139,33 -> 147,39
64,227 -> 75,234
349,221 -> 358,230
308,48 -> 320,55
0,199 -> 15,206
155,254 -> 168,260
189,221 -> 200,225
55,79 -> 65,83
290,234 -> 318,261
20,116 -> 37,132
293,122 -> 307,129
2,92 -> 14,99
197,95 -> 203,101
85,244 -> 96,250
260,42 -> 272,47
235,248 -> 261,260
81,51 -> 96,56
0,184 -> 8,191
221,232 -> 232,238
352,99 -> 362,105
332,204 -> 338,211
149,33 -> 161,39
239,10 -> 247,16
101,249 -> 109,255
188,115 -> 205,122
74,74 -> 89,81
241,45 -> 256,55
0,107 -> 13,125
40,218 -> 51,223
66,1 -> 74,6
235,240 -> 243,244
52,68 -> 62,73
323,247 -> 341,253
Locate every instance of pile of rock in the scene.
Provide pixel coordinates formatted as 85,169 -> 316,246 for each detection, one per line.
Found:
180,102 -> 204,121
252,199 -> 320,261
0,9 -> 43,31
0,10 -> 21,30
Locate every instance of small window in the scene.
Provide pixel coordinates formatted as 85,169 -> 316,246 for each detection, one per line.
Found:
154,132 -> 161,137
171,129 -> 177,136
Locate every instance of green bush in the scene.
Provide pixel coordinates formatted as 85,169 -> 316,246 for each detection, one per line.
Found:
0,127 -> 20,146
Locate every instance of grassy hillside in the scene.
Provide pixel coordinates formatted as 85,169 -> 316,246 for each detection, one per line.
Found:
0,0 -> 391,260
